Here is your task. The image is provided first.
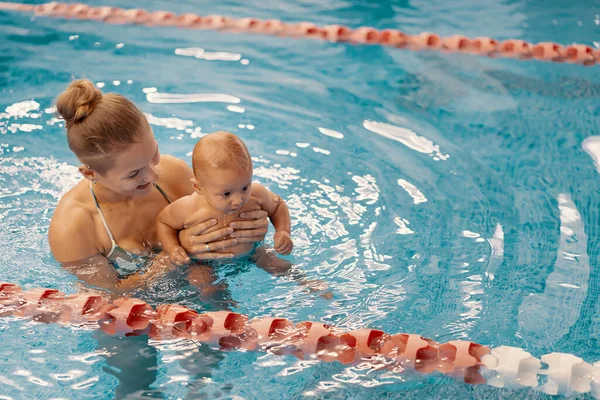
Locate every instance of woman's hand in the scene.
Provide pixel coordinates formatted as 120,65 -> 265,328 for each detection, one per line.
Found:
178,211 -> 269,259
179,219 -> 237,259
230,210 -> 269,242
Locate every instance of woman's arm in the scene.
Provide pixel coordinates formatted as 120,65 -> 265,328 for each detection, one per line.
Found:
49,205 -> 122,291
49,205 -> 99,262
61,255 -> 120,292
114,252 -> 176,292
62,253 -> 177,295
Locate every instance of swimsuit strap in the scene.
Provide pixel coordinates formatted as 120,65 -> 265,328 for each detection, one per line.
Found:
154,183 -> 172,204
89,181 -> 118,258
89,181 -> 171,260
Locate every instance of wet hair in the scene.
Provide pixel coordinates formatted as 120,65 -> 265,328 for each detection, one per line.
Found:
55,79 -> 147,173
192,131 -> 252,178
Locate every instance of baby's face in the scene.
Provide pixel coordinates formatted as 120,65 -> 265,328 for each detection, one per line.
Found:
200,167 -> 253,214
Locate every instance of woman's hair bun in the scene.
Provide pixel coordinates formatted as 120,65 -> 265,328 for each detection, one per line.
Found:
56,79 -> 103,126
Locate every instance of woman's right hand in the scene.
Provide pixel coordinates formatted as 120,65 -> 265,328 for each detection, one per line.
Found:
178,219 -> 238,259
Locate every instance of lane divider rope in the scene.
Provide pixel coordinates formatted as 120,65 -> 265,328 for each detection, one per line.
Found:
1,282 -> 599,396
0,2 -> 598,66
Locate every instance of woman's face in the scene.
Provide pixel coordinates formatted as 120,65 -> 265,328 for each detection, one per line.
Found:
96,124 -> 161,197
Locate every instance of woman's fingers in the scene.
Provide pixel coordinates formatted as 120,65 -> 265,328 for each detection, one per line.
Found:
236,235 -> 265,243
179,220 -> 225,252
231,227 -> 268,238
192,252 -> 236,260
179,211 -> 271,257
185,219 -> 218,235
239,210 -> 268,219
192,227 -> 234,244
230,218 -> 269,230
189,238 -> 238,254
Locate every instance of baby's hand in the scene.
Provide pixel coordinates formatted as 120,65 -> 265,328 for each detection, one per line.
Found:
274,230 -> 293,255
169,245 -> 191,266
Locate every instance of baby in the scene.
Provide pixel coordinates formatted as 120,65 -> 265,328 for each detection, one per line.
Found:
157,131 -> 293,265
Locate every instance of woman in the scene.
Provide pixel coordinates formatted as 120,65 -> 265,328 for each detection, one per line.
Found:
48,79 -> 268,291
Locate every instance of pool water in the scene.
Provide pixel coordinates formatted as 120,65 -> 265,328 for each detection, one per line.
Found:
1,0 -> 600,398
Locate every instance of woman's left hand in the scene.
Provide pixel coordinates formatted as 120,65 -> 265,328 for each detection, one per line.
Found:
230,210 -> 269,243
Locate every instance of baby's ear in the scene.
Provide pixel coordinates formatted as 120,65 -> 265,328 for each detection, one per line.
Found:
190,178 -> 202,193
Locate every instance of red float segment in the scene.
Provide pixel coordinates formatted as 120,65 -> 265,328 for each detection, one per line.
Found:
101,298 -> 155,336
381,333 -> 440,373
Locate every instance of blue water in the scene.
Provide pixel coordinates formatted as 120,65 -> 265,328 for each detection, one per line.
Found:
1,0 -> 600,398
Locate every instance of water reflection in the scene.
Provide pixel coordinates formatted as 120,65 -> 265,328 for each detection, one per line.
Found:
397,179 -> 427,204
583,136 -> 600,174
146,92 -> 241,104
227,105 -> 246,113
318,127 -> 344,139
518,194 -> 589,347
175,47 -> 243,62
363,120 -> 449,161
1,100 -> 40,119
144,112 -> 194,131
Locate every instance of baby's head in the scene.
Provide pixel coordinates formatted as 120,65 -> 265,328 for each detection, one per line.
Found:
191,131 -> 253,214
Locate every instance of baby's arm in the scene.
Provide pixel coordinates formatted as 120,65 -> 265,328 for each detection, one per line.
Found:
251,185 -> 331,298
157,196 -> 194,265
251,183 -> 293,255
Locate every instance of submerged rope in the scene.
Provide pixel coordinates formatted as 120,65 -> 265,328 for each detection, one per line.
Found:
1,282 -> 599,396
0,1 -> 598,66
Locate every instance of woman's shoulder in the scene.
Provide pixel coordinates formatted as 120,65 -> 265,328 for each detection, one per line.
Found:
52,179 -> 95,218
158,154 -> 192,177
48,180 -> 99,261
157,155 -> 195,200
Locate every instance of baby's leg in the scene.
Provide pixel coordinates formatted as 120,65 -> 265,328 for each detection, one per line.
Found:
252,247 -> 333,299
187,264 -> 235,307
252,245 -> 293,275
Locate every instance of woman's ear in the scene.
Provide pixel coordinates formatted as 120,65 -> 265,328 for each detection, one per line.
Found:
79,165 -> 97,182
190,178 -> 203,194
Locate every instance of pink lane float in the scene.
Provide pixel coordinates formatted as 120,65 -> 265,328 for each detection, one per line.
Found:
2,282 -> 600,397
0,281 -> 488,382
0,1 -> 598,66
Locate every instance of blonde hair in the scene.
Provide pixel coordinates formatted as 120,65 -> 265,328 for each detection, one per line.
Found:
56,79 -> 147,173
192,131 -> 252,178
